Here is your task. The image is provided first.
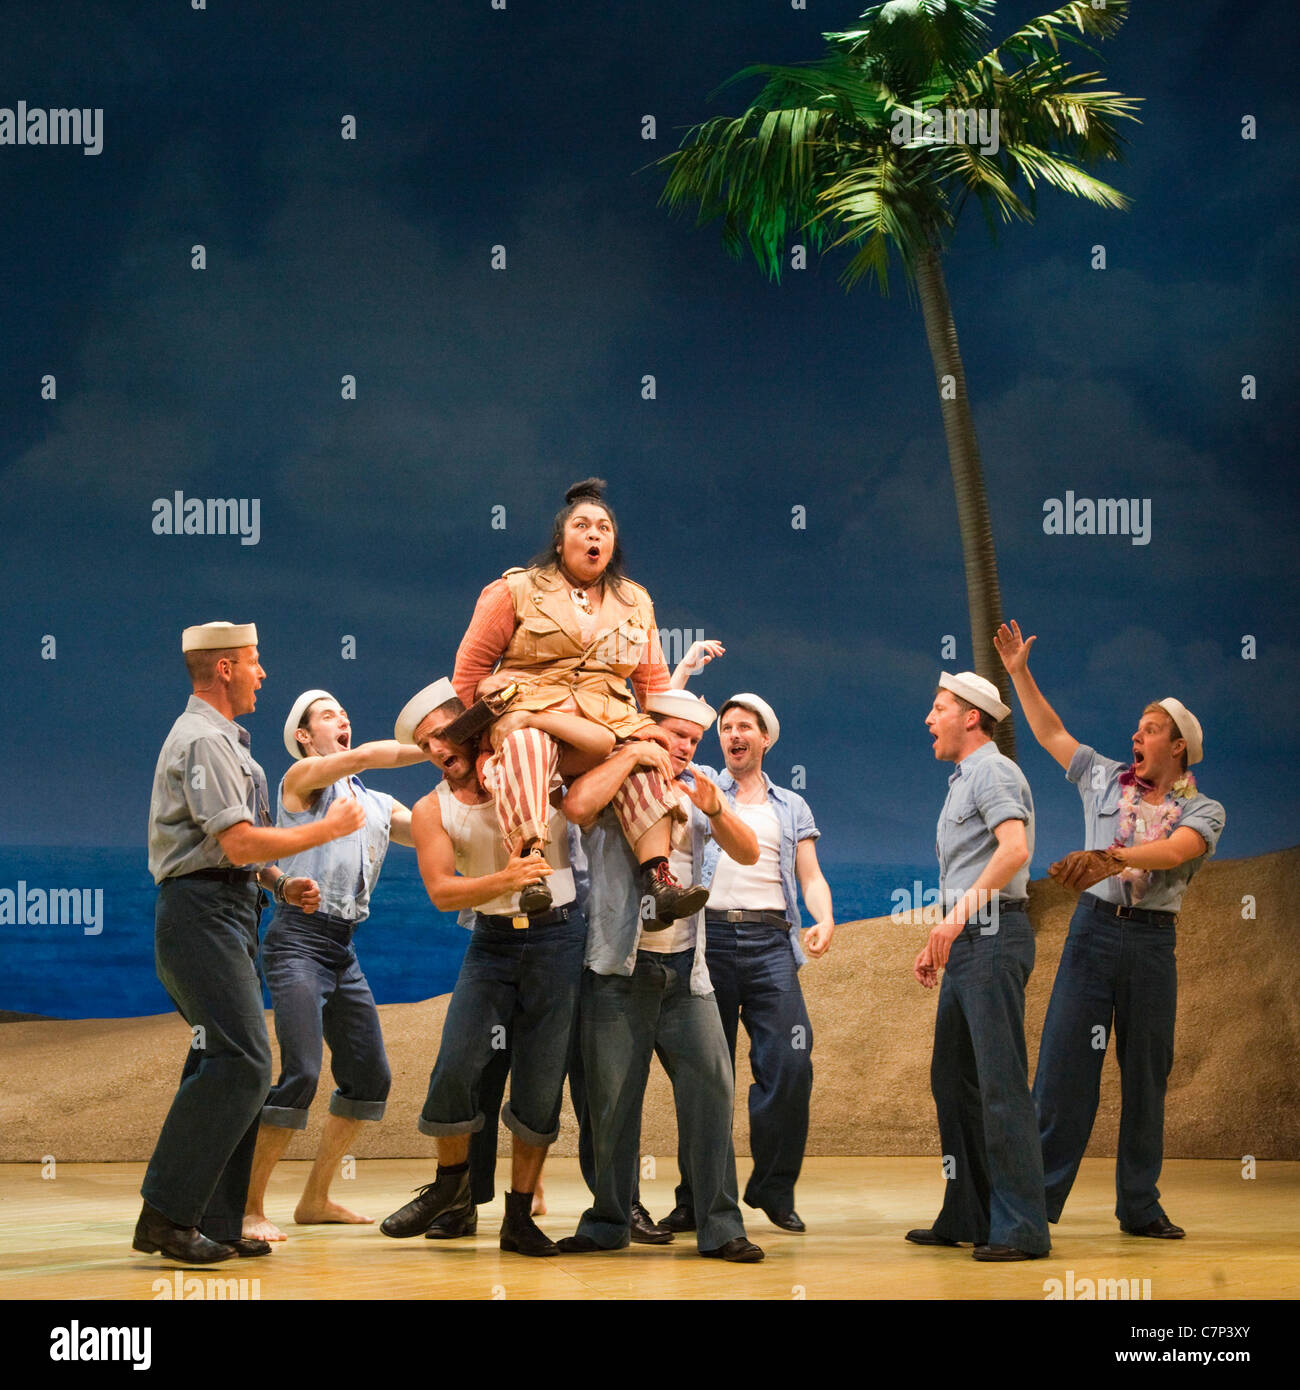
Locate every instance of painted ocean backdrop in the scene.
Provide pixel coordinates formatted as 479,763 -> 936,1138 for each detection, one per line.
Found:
0,846 -> 935,1020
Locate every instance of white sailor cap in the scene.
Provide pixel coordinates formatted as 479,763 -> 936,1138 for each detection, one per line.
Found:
284,689 -> 339,760
938,671 -> 1011,722
181,620 -> 258,652
719,693 -> 780,749
1156,697 -> 1204,765
646,690 -> 717,731
395,678 -> 459,745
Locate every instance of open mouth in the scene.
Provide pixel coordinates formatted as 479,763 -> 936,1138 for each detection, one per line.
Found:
586,545 -> 601,560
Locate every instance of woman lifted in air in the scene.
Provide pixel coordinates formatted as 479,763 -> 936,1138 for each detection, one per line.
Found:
452,477 -> 708,925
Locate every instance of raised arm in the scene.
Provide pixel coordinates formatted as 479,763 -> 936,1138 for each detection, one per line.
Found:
453,578 -> 518,708
282,739 -> 427,809
669,638 -> 726,689
993,621 -> 1080,771
629,606 -> 671,708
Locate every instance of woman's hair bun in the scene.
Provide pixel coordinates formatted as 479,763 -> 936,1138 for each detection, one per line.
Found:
565,477 -> 607,505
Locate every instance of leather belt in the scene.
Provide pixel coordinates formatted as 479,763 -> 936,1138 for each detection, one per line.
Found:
705,909 -> 790,929
997,899 -> 1029,913
176,867 -> 258,885
1082,892 -> 1177,926
478,904 -> 575,931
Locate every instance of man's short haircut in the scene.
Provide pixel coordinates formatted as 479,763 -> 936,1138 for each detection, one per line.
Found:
720,700 -> 767,736
184,646 -> 240,686
935,684 -> 996,738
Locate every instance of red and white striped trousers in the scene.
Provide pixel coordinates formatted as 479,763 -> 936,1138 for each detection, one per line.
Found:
487,727 -> 676,849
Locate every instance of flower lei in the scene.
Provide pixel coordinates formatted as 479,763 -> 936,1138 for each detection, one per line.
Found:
1110,766 -> 1199,903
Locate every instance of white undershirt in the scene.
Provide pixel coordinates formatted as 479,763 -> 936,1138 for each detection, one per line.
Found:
705,801 -> 785,913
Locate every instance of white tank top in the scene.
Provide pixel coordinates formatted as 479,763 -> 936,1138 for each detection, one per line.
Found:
707,801 -> 785,912
435,782 -> 574,916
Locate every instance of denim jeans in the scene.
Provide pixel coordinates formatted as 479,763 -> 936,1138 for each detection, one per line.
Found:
930,909 -> 1050,1253
1034,896 -> 1178,1228
466,1024 -> 605,1206
675,919 -> 813,1214
258,908 -> 391,1128
141,876 -> 273,1242
420,909 -> 586,1146
577,952 -> 745,1251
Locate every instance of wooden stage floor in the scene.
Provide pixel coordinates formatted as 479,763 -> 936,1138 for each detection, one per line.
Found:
3,1157 -> 1297,1302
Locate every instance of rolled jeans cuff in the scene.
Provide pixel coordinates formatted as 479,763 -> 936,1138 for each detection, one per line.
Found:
502,1101 -> 558,1148
260,1104 -> 309,1131
329,1092 -> 386,1123
418,1111 -> 485,1138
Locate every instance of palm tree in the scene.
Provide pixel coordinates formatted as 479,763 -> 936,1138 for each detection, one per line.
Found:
658,0 -> 1140,758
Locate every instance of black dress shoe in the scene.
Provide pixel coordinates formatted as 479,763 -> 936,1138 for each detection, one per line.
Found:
424,1205 -> 479,1239
905,1228 -> 961,1247
132,1202 -> 235,1265
220,1238 -> 272,1257
381,1168 -> 472,1238
659,1202 -> 697,1233
499,1191 -> 559,1256
556,1234 -> 620,1254
1123,1216 -> 1185,1239
763,1208 -> 805,1233
700,1236 -> 765,1263
630,1201 -> 674,1245
972,1244 -> 1048,1261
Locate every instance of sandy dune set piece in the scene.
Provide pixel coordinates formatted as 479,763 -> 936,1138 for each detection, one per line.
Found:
3,850 -> 1295,1165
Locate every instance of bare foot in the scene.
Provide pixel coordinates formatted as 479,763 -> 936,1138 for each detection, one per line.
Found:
531,1182 -> 547,1217
294,1199 -> 374,1226
243,1213 -> 288,1242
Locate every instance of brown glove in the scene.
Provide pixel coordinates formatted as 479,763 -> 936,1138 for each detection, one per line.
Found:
1049,848 -> 1126,893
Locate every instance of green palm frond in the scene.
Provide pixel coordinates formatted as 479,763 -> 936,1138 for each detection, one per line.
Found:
659,105 -> 840,278
717,58 -> 894,128
828,0 -> 997,91
817,150 -> 947,291
657,0 -> 1139,291
1000,143 -> 1131,208
984,0 -> 1129,70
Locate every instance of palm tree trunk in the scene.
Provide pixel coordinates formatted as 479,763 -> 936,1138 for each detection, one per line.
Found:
914,243 -> 1017,760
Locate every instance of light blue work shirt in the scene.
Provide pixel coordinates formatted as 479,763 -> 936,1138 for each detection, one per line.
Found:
696,765 -> 820,969
936,740 -> 1034,907
147,695 -> 271,884
276,774 -> 393,923
580,798 -> 714,997
1066,744 -> 1225,913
